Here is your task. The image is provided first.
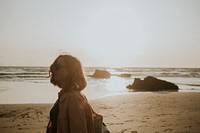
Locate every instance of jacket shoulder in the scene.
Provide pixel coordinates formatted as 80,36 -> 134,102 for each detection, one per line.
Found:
59,91 -> 74,103
60,91 -> 83,104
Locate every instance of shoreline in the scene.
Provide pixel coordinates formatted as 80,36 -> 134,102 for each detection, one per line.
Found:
1,91 -> 200,105
0,92 -> 200,133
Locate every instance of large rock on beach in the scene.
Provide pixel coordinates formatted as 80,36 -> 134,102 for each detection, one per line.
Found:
127,76 -> 179,92
91,70 -> 111,78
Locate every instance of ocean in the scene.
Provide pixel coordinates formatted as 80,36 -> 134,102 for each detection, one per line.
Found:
0,66 -> 200,104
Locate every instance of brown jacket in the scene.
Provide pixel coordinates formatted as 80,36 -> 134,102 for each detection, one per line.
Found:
57,90 -> 95,133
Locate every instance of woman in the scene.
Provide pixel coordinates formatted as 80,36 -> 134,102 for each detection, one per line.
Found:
46,54 -> 96,133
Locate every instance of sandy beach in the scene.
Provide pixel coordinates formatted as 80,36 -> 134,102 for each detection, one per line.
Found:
0,92 -> 200,133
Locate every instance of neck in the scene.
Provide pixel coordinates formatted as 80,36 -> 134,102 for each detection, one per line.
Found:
58,81 -> 69,90
59,82 -> 78,92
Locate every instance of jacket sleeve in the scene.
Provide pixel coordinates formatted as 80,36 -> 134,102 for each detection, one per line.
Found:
67,96 -> 88,133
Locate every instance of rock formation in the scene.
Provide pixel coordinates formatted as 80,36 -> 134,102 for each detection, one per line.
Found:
117,73 -> 131,78
91,70 -> 111,79
127,76 -> 179,92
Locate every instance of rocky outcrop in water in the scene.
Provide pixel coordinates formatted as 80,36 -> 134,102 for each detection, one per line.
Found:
126,76 -> 179,92
91,70 -> 111,79
117,73 -> 131,78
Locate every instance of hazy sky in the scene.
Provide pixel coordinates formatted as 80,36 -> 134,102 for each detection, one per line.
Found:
0,0 -> 200,67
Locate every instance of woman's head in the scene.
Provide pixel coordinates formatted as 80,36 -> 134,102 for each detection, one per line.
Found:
49,54 -> 87,91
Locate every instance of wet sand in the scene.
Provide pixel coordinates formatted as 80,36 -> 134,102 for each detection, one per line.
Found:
0,92 -> 200,133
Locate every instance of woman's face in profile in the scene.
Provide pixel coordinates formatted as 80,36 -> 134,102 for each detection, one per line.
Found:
53,58 -> 69,83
